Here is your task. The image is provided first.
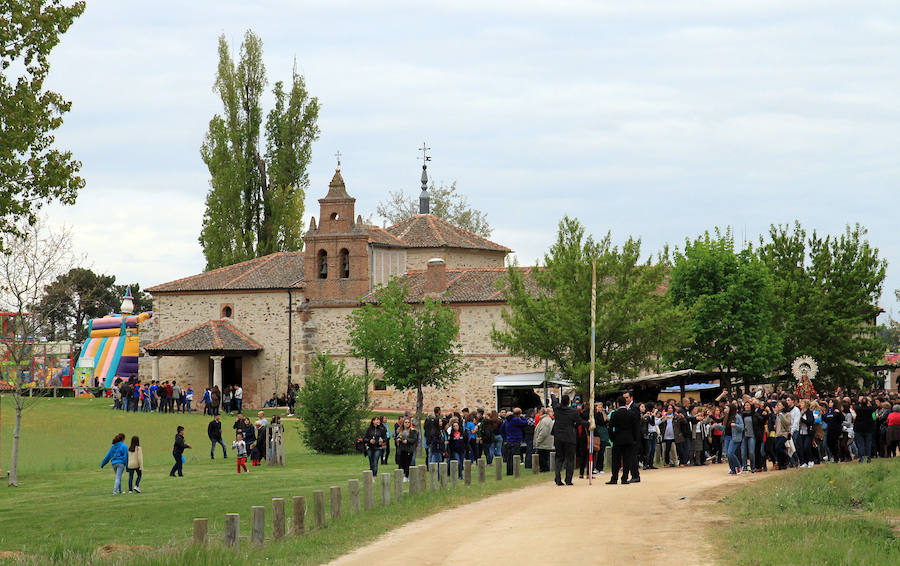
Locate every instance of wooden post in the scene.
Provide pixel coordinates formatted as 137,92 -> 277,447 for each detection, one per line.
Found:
495,458 -> 503,481
549,451 -> 556,473
330,486 -> 342,520
192,518 -> 208,545
437,460 -> 446,488
417,465 -> 427,494
430,464 -> 439,491
272,498 -> 285,540
478,458 -> 486,483
464,460 -> 472,485
348,479 -> 360,514
394,468 -> 404,500
291,496 -> 306,535
604,445 -> 611,472
363,470 -> 375,510
381,473 -> 391,505
224,513 -> 240,548
514,456 -> 521,478
313,490 -> 326,529
532,453 -> 540,473
450,460 -> 458,488
409,468 -> 419,495
251,506 -> 265,546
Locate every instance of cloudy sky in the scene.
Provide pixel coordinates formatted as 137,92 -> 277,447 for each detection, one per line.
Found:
40,0 -> 900,317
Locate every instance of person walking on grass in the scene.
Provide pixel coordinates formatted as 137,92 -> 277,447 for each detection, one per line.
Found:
127,436 -> 143,493
233,432 -> 249,473
170,426 -> 191,477
364,416 -> 388,476
100,433 -> 128,494
208,414 -> 227,459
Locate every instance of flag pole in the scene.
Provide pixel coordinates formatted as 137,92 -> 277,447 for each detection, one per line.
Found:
588,258 -> 596,485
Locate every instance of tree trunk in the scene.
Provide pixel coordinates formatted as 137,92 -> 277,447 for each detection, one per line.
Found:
8,392 -> 22,486
416,383 -> 424,456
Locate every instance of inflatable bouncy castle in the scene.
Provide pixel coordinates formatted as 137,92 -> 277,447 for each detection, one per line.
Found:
75,287 -> 153,387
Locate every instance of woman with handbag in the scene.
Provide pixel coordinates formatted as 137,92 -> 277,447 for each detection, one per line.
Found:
774,401 -> 792,470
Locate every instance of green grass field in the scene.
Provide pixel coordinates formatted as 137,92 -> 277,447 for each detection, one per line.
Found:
714,457 -> 900,566
0,396 -> 547,565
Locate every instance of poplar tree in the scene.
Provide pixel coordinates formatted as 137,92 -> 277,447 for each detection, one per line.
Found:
199,30 -> 319,270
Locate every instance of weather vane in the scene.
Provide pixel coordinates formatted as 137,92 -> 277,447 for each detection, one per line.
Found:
334,149 -> 342,170
418,142 -> 431,164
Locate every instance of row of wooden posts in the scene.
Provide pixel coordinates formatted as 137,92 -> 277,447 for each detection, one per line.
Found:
192,451 -> 558,549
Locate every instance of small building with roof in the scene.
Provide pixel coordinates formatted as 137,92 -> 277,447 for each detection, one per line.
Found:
142,166 -> 539,409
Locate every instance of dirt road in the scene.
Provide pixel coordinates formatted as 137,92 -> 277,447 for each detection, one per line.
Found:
328,464 -> 762,566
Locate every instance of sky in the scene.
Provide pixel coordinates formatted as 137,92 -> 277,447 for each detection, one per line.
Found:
37,0 -> 900,318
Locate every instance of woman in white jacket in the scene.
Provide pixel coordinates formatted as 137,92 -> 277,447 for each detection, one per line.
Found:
127,436 -> 143,493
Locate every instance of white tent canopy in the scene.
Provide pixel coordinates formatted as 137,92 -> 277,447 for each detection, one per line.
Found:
492,372 -> 573,388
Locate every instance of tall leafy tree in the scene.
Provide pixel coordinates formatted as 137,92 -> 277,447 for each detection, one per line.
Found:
491,216 -> 690,393
668,229 -> 781,384
0,0 -> 86,244
759,223 -> 886,389
349,279 -> 467,429
199,30 -> 319,270
376,181 -> 492,237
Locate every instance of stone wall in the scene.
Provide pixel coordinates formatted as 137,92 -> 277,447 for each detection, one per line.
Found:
305,303 -> 538,411
406,248 -> 505,270
140,290 -> 295,407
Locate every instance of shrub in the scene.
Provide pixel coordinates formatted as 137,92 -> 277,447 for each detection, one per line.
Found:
296,353 -> 368,454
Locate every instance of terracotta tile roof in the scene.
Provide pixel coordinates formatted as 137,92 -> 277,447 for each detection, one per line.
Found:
147,252 -> 304,293
362,225 -> 407,247
386,214 -> 510,252
144,320 -> 263,354
363,267 -> 536,304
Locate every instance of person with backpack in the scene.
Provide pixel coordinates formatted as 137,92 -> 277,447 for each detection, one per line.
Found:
127,436 -> 143,493
170,426 -> 191,477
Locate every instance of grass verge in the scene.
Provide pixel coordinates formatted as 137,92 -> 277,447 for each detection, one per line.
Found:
1,397 -> 549,565
712,458 -> 900,566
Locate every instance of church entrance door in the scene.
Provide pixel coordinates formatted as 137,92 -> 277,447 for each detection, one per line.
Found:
208,356 -> 243,389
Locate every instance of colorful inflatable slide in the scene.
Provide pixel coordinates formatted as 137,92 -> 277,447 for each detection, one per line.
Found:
75,288 -> 152,387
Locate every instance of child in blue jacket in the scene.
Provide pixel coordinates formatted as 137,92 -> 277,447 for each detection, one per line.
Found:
100,433 -> 129,494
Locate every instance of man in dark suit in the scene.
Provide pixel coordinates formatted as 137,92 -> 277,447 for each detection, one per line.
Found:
551,393 -> 583,486
623,391 -> 642,483
607,396 -> 636,485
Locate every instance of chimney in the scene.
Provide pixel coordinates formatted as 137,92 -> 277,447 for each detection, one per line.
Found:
424,257 -> 446,295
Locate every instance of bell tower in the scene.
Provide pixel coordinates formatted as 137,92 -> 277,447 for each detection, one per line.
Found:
303,165 -> 371,304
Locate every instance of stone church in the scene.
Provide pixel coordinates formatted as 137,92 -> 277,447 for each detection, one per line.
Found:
141,166 -> 540,410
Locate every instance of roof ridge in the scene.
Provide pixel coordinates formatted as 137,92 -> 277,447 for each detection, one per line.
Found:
144,319 -> 214,350
147,256 -> 269,291
425,215 -> 447,246
222,253 -> 280,288
211,320 -> 224,350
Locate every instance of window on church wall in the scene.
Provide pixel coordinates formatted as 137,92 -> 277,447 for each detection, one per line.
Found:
373,378 -> 387,391
221,305 -> 233,318
339,248 -> 350,278
318,250 -> 328,279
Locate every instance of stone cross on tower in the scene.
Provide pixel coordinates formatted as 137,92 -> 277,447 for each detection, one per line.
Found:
334,149 -> 342,170
418,142 -> 431,214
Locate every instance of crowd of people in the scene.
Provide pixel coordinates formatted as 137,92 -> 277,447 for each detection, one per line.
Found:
357,384 -> 900,487
109,377 -> 195,413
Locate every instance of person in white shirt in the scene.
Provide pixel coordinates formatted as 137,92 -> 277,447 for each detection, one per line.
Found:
787,396 -> 802,467
234,385 -> 243,412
